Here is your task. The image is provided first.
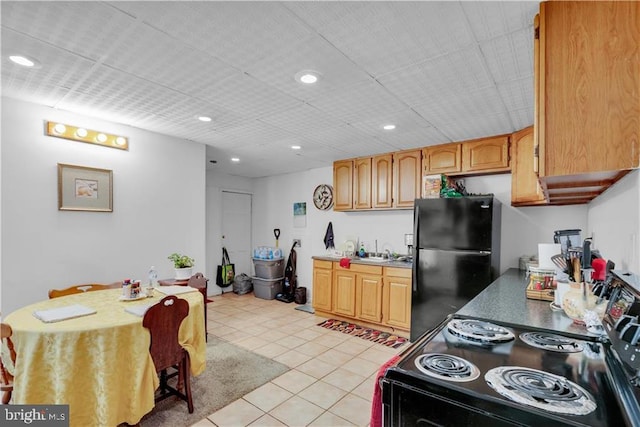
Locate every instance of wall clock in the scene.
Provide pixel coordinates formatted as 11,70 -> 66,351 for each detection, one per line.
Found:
313,184 -> 334,210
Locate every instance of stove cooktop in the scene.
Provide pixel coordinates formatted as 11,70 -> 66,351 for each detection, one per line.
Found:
384,316 -> 624,426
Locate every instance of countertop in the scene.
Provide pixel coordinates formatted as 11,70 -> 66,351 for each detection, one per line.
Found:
457,268 -> 601,339
312,255 -> 412,269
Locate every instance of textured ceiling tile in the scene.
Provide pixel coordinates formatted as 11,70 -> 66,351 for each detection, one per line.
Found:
199,72 -> 300,119
1,1 -> 136,61
286,2 -> 425,76
259,103 -> 348,134
1,28 -> 96,106
462,1 -> 540,42
434,112 -> 516,142
349,108 -> 434,137
377,46 -> 494,107
116,1 -> 314,71
308,80 -> 407,124
497,78 -> 534,115
508,107 -> 535,131
412,86 -> 509,129
245,35 -> 372,102
103,23 -> 239,98
480,27 -> 534,83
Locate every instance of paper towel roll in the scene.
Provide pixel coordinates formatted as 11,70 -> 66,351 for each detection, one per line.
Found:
538,243 -> 562,269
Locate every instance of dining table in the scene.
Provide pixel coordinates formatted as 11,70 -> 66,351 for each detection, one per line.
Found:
3,286 -> 206,427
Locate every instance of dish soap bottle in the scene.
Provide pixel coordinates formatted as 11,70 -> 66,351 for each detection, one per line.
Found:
359,242 -> 366,258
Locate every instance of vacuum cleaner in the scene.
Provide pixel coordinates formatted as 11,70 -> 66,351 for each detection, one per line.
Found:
276,242 -> 297,303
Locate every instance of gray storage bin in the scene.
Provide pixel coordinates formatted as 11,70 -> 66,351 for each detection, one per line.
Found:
252,276 -> 283,300
252,258 -> 285,279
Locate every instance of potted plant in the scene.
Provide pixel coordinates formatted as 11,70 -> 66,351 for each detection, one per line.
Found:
168,253 -> 195,280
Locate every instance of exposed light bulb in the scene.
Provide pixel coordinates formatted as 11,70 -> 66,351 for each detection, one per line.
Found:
75,128 -> 88,138
96,133 -> 108,143
53,123 -> 66,134
115,137 -> 126,146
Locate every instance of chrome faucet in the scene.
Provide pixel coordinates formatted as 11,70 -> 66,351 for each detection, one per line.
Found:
385,249 -> 391,259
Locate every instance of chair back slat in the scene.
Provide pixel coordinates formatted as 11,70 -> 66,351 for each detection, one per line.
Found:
48,282 -> 120,299
142,296 -> 189,371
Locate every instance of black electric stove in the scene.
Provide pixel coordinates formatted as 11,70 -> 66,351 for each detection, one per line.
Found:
381,315 -> 627,426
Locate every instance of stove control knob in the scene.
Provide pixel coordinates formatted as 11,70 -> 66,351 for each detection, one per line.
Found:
620,322 -> 640,345
615,315 -> 638,332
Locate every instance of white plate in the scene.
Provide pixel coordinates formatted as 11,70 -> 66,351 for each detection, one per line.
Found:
119,294 -> 147,302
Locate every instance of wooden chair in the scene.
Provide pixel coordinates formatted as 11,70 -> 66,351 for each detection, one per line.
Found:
48,282 -> 121,299
142,295 -> 193,413
187,273 -> 209,339
1,323 -> 16,404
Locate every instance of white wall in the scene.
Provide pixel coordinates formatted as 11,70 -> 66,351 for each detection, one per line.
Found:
587,170 -> 639,273
1,98 -> 207,315
205,170 -> 254,295
251,169 -> 590,301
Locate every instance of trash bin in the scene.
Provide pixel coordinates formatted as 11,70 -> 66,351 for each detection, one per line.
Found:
294,287 -> 307,304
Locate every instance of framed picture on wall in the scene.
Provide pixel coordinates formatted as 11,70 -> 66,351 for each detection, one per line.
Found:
58,163 -> 113,212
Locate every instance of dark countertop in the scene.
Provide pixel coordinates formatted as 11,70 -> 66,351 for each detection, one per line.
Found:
457,268 -> 600,339
312,255 -> 412,269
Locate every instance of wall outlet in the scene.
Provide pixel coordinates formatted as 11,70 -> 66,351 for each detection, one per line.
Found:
293,239 -> 301,248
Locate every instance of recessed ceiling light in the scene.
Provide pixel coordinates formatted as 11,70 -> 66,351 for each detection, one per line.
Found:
295,70 -> 321,85
198,116 -> 212,122
383,124 -> 396,131
231,157 -> 240,162
291,145 -> 301,150
9,55 -> 40,68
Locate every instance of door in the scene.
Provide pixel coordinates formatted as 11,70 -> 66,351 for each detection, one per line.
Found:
356,274 -> 383,323
221,191 -> 252,280
333,269 -> 356,317
411,248 -> 492,341
416,197 -> 494,251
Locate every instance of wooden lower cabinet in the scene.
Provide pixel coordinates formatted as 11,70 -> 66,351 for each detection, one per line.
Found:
312,259 -> 411,332
383,268 -> 412,330
333,268 -> 356,317
312,260 -> 333,312
356,271 -> 384,323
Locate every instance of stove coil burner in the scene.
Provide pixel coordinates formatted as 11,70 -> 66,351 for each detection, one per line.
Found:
485,367 -> 596,415
414,353 -> 480,382
519,332 -> 584,353
447,319 -> 515,345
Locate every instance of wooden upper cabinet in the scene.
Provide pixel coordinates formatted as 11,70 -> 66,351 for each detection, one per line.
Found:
393,149 -> 422,208
372,154 -> 393,209
353,157 -> 372,209
423,144 -> 461,174
535,1 -> 639,204
511,126 -> 547,206
461,135 -> 510,174
333,160 -> 353,211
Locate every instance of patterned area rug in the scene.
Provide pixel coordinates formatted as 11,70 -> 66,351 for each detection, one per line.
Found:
318,319 -> 409,349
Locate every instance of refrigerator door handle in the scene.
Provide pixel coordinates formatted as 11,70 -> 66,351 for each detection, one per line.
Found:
412,203 -> 419,293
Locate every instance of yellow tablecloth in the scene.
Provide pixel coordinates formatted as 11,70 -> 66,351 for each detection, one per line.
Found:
4,288 -> 206,427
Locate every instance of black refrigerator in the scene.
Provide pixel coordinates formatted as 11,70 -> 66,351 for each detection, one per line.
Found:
410,196 -> 501,341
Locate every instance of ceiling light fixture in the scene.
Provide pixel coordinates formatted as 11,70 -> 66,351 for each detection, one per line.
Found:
9,54 -> 39,68
295,70 -> 321,85
45,121 -> 129,150
291,145 -> 301,150
198,116 -> 212,122
231,157 -> 240,162
383,124 -> 396,131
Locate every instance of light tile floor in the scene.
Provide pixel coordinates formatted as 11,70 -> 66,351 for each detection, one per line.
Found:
192,292 -> 406,427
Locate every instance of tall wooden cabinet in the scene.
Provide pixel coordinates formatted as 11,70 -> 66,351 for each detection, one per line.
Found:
511,126 -> 546,206
534,1 -> 639,204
